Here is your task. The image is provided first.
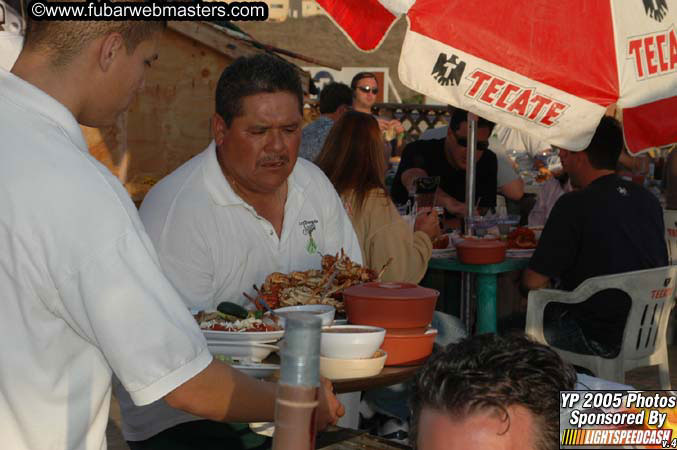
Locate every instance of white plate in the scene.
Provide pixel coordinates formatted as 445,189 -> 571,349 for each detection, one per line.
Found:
250,422 -> 275,437
506,248 -> 535,258
207,342 -> 278,363
431,248 -> 457,259
203,329 -> 285,343
232,363 -> 279,379
273,304 -> 335,327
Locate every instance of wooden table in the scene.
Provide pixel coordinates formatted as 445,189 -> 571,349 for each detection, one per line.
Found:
428,257 -> 530,333
332,365 -> 422,394
317,425 -> 410,449
268,356 -> 423,429
331,364 -> 423,429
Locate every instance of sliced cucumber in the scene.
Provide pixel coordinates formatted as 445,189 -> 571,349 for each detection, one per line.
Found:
217,301 -> 249,320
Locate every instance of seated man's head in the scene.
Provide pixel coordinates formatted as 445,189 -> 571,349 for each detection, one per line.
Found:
213,54 -> 304,196
411,334 -> 576,450
557,116 -> 623,187
20,2 -> 164,127
350,72 -> 378,113
444,108 -> 495,170
319,82 -> 353,120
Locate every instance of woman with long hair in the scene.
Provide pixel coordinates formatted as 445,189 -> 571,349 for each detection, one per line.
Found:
315,111 -> 440,283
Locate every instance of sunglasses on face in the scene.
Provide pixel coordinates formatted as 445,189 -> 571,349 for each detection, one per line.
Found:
455,136 -> 489,151
356,86 -> 379,95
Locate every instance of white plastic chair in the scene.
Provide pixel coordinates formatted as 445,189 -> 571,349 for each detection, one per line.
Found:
664,210 -> 677,265
526,266 -> 677,389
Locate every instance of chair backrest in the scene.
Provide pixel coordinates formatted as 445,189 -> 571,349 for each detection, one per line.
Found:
663,210 -> 677,264
572,266 -> 677,360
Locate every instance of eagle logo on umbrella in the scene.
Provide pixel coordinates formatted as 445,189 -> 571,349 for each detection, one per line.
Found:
643,0 -> 669,22
432,53 -> 467,87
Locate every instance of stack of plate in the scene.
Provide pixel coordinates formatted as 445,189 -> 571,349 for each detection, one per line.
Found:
204,329 -> 283,378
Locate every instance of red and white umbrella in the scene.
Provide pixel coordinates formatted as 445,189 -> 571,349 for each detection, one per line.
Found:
317,0 -> 677,154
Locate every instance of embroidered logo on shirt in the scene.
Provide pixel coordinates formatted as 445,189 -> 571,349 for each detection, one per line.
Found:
300,219 -> 319,254
617,186 -> 629,197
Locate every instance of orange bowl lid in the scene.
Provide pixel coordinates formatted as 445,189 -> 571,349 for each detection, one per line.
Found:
343,282 -> 439,301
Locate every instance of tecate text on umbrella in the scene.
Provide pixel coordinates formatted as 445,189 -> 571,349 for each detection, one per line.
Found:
627,26 -> 677,79
465,69 -> 568,127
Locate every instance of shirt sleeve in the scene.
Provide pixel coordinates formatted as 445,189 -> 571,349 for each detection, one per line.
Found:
156,229 -> 216,311
55,230 -> 212,406
496,152 -> 519,187
364,194 -> 433,283
528,193 -> 581,280
141,200 -> 217,311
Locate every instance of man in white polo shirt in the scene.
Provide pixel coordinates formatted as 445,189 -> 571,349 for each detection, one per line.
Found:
0,17 -> 342,450
115,54 -> 361,448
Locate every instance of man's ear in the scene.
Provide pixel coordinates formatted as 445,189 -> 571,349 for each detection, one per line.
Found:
212,113 -> 226,146
99,33 -> 124,72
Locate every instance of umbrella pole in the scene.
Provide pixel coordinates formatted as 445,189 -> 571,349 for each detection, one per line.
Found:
465,113 -> 478,234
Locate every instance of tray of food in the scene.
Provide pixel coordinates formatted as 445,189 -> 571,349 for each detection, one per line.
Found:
250,250 -> 390,313
195,302 -> 284,343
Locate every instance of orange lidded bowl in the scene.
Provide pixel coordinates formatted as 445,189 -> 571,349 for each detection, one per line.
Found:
343,282 -> 438,330
456,239 -> 507,265
380,328 -> 438,366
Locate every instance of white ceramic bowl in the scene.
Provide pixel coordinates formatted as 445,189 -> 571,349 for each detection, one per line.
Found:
207,342 -> 278,363
274,304 -> 335,327
320,325 -> 386,359
320,350 -> 388,380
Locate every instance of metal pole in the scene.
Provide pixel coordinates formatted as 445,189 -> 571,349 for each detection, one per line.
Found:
462,113 -> 478,334
465,112 -> 478,233
461,272 -> 472,334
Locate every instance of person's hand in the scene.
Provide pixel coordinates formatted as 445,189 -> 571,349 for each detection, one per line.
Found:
415,207 -> 441,240
389,119 -> 405,135
436,188 -> 466,216
376,118 -> 390,132
316,377 -> 344,430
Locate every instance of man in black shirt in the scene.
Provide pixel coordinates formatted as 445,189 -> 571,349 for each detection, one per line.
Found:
391,109 -> 498,215
523,116 -> 668,357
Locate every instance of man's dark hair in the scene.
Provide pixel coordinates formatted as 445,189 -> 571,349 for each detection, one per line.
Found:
319,82 -> 352,114
449,107 -> 495,133
350,71 -> 377,90
411,334 -> 576,450
215,54 -> 303,127
584,116 -> 624,170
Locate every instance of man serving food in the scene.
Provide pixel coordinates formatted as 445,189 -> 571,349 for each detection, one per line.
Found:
1,14 -> 342,450
115,54 -> 361,449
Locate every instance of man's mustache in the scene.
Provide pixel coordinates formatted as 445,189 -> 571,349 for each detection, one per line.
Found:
257,155 -> 290,165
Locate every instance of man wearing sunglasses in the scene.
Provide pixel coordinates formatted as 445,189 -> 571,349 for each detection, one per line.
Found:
351,72 -> 405,157
351,72 -> 380,114
391,108 -> 498,217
